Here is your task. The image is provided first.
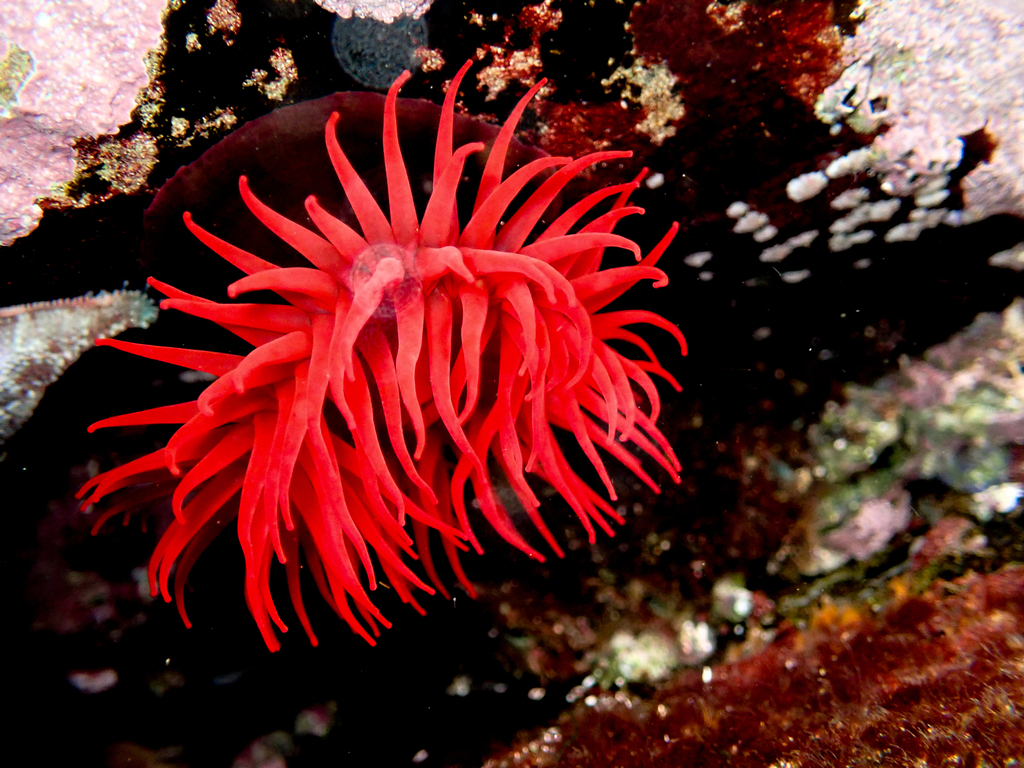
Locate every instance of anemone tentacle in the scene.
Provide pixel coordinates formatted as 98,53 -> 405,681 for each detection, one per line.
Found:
82,63 -> 687,650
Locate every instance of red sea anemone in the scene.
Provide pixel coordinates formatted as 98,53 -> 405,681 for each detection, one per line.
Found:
80,62 -> 686,651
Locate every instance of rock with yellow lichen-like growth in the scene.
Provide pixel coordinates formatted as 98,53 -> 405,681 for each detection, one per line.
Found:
0,291 -> 158,443
0,0 -> 170,245
601,57 -> 685,147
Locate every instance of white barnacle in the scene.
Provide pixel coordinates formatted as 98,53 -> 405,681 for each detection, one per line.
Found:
733,210 -> 769,234
786,171 -> 829,203
726,201 -> 750,219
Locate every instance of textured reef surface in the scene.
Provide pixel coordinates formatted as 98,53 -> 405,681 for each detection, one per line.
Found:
487,566 -> 1024,767
3,0 -> 1024,767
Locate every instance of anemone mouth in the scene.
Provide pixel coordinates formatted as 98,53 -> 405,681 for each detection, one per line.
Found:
86,63 -> 686,652
349,242 -> 413,287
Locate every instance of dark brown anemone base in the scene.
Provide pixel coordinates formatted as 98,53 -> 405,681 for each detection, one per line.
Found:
488,566 -> 1024,768
80,63 -> 686,651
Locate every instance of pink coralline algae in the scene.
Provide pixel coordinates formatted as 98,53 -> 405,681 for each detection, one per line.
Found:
0,0 -> 169,245
81,65 -> 686,651
815,0 -> 1024,223
315,0 -> 433,24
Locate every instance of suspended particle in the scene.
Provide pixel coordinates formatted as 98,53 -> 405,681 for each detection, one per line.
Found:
332,14 -> 428,90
